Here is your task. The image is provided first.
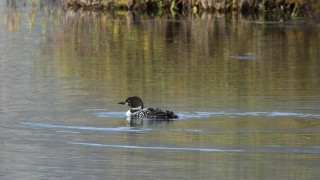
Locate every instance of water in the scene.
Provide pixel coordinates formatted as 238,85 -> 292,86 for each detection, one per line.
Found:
1,1 -> 320,179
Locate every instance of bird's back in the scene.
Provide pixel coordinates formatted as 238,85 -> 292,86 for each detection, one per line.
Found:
131,107 -> 178,119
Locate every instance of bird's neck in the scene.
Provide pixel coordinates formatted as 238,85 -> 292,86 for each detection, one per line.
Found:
132,106 -> 143,110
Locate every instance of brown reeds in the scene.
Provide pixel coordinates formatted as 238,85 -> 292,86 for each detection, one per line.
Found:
60,0 -> 317,18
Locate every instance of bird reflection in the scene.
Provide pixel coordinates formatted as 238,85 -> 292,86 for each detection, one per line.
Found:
126,117 -> 174,127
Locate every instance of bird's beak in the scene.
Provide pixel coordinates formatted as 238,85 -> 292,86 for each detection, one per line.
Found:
118,101 -> 127,105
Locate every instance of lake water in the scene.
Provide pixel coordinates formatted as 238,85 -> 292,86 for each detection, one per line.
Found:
1,1 -> 320,179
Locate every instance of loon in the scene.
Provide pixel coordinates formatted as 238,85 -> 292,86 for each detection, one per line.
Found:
118,96 -> 178,119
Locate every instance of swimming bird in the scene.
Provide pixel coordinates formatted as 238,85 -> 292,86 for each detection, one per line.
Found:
118,96 -> 178,119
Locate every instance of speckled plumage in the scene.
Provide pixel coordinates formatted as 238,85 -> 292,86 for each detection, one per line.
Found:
119,96 -> 178,120
131,107 -> 177,119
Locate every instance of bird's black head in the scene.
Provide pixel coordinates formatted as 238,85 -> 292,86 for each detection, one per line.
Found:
118,96 -> 144,109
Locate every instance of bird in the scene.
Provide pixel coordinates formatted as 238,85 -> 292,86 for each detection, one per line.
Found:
118,96 -> 178,120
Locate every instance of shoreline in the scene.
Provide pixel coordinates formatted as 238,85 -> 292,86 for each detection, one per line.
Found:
60,0 -> 320,19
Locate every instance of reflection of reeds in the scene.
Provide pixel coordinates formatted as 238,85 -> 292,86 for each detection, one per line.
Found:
4,9 -> 20,32
47,9 -> 320,100
4,0 -> 61,32
7,0 -> 17,8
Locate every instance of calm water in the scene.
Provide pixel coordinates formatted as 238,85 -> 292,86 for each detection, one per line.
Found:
1,1 -> 320,179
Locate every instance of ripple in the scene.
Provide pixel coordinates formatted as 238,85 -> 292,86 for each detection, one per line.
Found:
68,142 -> 244,152
68,142 -> 320,154
86,110 -> 320,119
20,122 -> 145,132
84,109 -> 124,118
177,111 -> 320,119
95,112 -> 125,118
55,130 -> 80,134
83,108 -> 320,119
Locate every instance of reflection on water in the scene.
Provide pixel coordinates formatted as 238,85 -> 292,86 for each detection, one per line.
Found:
1,1 -> 320,180
49,8 -> 320,109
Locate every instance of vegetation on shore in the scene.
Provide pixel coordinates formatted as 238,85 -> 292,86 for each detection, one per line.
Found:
62,0 -> 320,18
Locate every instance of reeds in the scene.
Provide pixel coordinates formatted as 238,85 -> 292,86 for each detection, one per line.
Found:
59,0 -> 316,18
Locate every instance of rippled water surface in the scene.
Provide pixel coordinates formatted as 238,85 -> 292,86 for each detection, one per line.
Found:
1,1 -> 320,179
